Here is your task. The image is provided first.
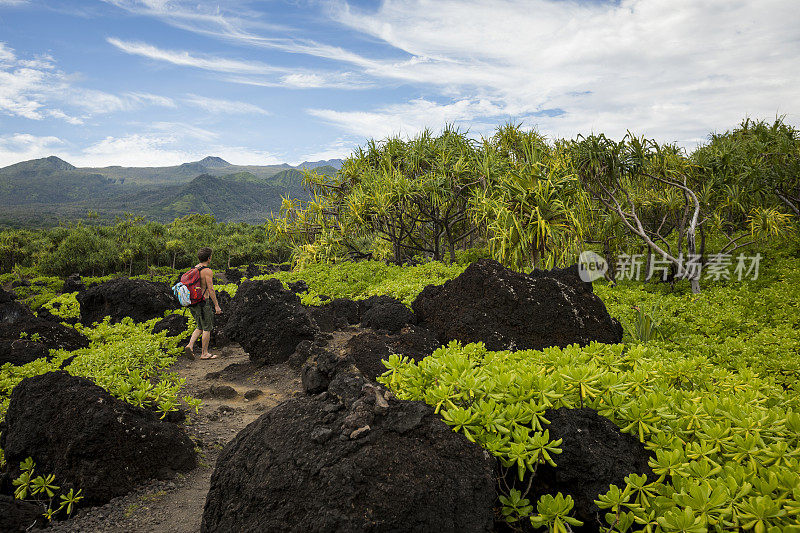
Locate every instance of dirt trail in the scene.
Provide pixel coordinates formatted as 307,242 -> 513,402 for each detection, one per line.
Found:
49,343 -> 303,533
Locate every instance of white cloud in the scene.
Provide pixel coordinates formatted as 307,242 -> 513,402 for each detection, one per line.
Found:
0,41 -> 177,123
107,37 -> 282,75
107,37 -> 369,89
294,138 -> 356,165
184,94 -> 270,115
148,121 -> 219,142
325,0 -> 800,144
309,98 -> 507,139
0,126 -> 283,168
72,133 -> 284,167
104,0 -> 378,68
0,133 -> 64,167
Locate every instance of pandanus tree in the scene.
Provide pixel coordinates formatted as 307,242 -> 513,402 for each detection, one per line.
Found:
471,127 -> 587,270
570,133 -> 708,292
572,130 -> 794,293
272,126 -> 483,264
693,117 -> 800,222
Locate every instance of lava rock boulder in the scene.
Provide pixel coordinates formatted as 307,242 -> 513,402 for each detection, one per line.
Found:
224,268 -> 243,284
210,291 -> 233,347
301,342 -> 354,394
413,259 -> 623,351
360,296 -> 414,334
152,313 -> 189,340
62,274 -> 86,294
0,318 -> 89,366
287,280 -> 309,294
223,279 -> 317,366
526,408 -> 654,531
77,278 -> 177,325
307,297 -> 360,332
1,372 -> 197,507
0,288 -> 32,324
0,495 -> 46,531
201,386 -> 496,533
345,326 -> 440,381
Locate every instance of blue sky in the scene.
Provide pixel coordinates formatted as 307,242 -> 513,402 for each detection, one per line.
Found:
0,0 -> 798,167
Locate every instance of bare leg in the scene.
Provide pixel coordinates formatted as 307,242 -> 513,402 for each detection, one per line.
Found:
200,330 -> 212,358
184,328 -> 201,360
187,328 -> 201,350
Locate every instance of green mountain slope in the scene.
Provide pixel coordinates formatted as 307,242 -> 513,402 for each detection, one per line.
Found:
0,156 -> 121,205
0,155 -> 339,225
103,172 -> 306,223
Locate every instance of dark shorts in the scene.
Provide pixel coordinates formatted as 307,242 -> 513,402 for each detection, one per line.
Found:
189,299 -> 214,332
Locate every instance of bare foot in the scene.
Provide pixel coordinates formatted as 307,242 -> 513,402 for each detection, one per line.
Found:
200,353 -> 218,360
184,346 -> 195,360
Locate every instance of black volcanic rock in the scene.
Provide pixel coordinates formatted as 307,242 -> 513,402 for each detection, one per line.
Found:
1,372 -> 196,507
201,387 -> 496,533
0,317 -> 89,366
345,326 -> 440,381
223,279 -> 317,366
0,289 -> 32,324
412,259 -> 623,351
526,408 -> 655,532
360,297 -> 414,334
77,278 -> 177,324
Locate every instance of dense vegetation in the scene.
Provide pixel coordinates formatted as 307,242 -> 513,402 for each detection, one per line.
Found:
1,117 -> 798,530
0,157 -> 340,226
0,214 -> 291,280
273,118 -> 798,293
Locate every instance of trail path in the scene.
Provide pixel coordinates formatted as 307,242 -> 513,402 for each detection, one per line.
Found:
49,343 -> 302,533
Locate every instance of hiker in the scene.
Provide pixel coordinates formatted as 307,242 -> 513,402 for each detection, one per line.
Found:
184,247 -> 222,360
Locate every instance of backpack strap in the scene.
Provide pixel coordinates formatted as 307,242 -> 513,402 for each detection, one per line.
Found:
196,266 -> 209,298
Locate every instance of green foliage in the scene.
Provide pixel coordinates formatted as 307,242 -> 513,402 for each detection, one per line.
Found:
376,242 -> 800,532
1,215 -> 290,276
1,317 -> 195,422
252,258 -> 468,306
9,276 -> 63,310
381,337 -> 800,531
12,457 -> 83,521
529,493 -> 583,532
41,292 -> 80,321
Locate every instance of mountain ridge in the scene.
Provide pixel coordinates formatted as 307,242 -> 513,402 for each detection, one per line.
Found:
0,155 -> 343,226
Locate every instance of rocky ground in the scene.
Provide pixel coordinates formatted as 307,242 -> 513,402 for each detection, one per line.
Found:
48,343 -> 302,533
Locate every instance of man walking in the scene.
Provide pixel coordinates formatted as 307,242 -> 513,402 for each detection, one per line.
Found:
184,247 -> 222,360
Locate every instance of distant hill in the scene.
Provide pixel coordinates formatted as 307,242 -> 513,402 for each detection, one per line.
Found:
296,159 -> 344,170
0,154 -> 342,226
105,172 -> 304,223
1,155 -> 76,173
197,156 -> 231,168
0,156 -> 120,205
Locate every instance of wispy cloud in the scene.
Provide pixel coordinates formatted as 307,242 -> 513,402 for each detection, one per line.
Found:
107,37 -> 368,89
107,37 -> 280,75
0,41 -> 177,123
103,0 -> 379,68
184,94 -> 270,116
74,131 -> 283,167
104,0 -> 800,145
309,98 -> 508,139
327,0 -> 800,144
0,133 -> 64,167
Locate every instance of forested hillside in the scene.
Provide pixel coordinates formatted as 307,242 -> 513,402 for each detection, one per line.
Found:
0,156 -> 341,226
